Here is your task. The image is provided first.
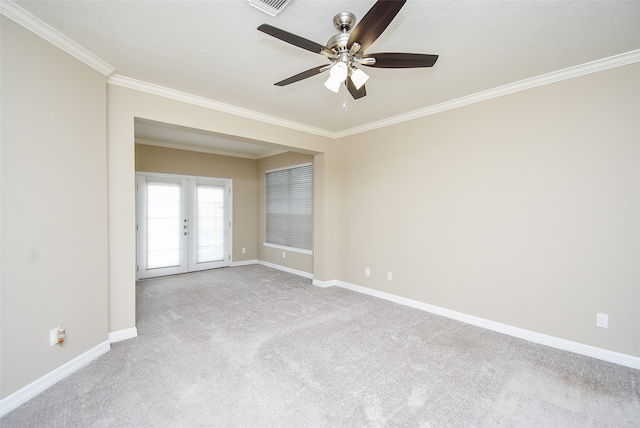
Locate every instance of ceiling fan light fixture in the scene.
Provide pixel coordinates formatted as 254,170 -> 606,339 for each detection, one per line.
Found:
350,67 -> 369,90
324,76 -> 343,93
330,61 -> 348,81
324,62 -> 348,93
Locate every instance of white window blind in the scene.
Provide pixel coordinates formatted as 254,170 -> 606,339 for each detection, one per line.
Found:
266,163 -> 312,251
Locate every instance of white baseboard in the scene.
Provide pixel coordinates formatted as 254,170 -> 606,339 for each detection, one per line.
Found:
229,260 -> 315,282
108,327 -> 138,343
312,278 -> 336,288
256,260 -> 313,279
229,259 -> 315,281
231,259 -> 258,267
334,280 -> 640,370
0,340 -> 111,417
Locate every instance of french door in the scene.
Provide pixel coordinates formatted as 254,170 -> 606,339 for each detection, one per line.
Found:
136,173 -> 231,279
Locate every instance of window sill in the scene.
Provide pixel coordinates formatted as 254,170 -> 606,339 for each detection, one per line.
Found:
263,242 -> 313,255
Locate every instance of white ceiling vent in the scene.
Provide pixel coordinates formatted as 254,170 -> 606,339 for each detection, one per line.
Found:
249,0 -> 292,17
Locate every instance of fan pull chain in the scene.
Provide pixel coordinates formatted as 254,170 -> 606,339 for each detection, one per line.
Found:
343,81 -> 348,112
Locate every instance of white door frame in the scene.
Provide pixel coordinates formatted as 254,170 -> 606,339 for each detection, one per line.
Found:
136,172 -> 232,279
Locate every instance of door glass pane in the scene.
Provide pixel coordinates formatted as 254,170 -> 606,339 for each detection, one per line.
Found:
146,181 -> 181,269
196,185 -> 225,263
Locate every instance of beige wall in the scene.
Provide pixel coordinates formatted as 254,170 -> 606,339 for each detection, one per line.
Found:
332,62 -> 640,357
1,17 -> 109,398
257,152 -> 315,274
311,152 -> 339,283
135,143 -> 258,262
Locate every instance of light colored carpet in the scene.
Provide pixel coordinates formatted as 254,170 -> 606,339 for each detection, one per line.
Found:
2,265 -> 639,427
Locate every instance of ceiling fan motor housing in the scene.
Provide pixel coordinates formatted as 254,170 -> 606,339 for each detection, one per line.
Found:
326,33 -> 350,53
327,13 -> 359,69
333,12 -> 356,32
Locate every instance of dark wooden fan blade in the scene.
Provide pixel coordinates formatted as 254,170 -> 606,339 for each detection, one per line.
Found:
362,52 -> 439,68
347,79 -> 367,99
258,24 -> 328,55
275,65 -> 328,86
347,0 -> 406,52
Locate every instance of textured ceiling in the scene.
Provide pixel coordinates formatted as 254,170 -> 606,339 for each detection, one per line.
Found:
9,0 -> 640,143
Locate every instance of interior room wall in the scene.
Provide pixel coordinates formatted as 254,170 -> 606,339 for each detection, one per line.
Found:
311,152 -> 340,284
332,62 -> 640,357
257,152 -> 315,274
135,143 -> 258,263
1,17 -> 109,399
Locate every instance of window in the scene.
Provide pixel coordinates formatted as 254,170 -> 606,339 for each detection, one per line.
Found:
265,163 -> 312,253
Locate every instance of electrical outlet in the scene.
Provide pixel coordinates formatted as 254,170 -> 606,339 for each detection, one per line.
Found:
50,327 -> 61,346
365,267 -> 370,277
596,313 -> 608,328
387,272 -> 393,281
242,247 -> 246,254
282,251 -> 286,258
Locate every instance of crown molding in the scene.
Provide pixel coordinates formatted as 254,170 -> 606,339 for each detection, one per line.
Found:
334,49 -> 640,138
1,0 -> 115,76
107,74 -> 335,139
110,49 -> 640,140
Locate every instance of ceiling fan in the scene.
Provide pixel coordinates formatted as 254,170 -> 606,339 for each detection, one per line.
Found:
257,0 -> 439,100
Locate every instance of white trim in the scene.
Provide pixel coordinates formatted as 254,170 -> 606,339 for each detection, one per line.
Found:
333,280 -> 640,370
107,74 -> 334,138
0,1 -> 115,76
264,162 -> 313,175
0,340 -> 111,417
135,171 -> 229,184
109,50 -> 639,139
262,242 -> 313,255
108,327 -> 138,343
334,49 -> 640,138
231,259 -> 258,267
256,260 -> 313,280
312,278 -> 336,288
